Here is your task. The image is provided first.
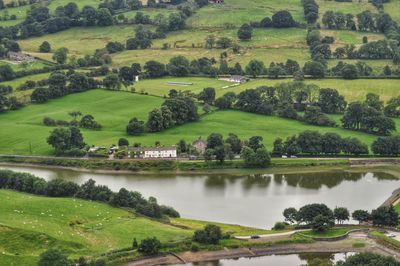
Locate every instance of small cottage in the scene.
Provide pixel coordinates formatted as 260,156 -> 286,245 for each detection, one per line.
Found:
192,139 -> 207,155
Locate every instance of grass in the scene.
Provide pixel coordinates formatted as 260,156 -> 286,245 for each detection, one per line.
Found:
300,227 -> 355,238
19,25 -> 154,57
0,88 -> 384,155
187,0 -> 305,28
317,0 -> 377,25
0,89 -> 164,155
228,78 -> 400,103
384,0 -> 400,23
0,189 -> 268,265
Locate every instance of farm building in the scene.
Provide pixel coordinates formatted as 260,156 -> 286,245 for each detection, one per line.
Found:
127,146 -> 177,159
192,139 -> 207,155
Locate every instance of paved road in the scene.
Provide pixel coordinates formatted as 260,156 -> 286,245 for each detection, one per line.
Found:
234,229 -> 310,240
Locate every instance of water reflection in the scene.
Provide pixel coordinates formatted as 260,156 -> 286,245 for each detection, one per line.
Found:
177,252 -> 354,266
1,165 -> 399,228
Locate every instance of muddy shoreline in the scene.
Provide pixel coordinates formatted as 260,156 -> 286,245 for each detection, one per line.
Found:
127,236 -> 400,266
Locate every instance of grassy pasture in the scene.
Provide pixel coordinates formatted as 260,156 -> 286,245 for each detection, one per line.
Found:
317,0 -> 377,25
0,4 -> 31,27
321,29 -> 385,49
130,77 -> 400,103
0,89 -> 164,155
384,0 -> 400,23
0,88 -> 383,155
111,47 -> 311,68
122,8 -> 177,20
187,0 -> 305,28
151,28 -> 308,49
19,25 -> 147,57
228,78 -> 400,103
0,189 -> 269,265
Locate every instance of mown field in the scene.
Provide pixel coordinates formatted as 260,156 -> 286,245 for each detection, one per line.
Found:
0,88 -> 387,156
0,189 -> 269,265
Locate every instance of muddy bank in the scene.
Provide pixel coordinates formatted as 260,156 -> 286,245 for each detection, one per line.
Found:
126,234 -> 400,266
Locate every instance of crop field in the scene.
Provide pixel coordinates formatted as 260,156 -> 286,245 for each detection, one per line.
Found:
0,87 -> 385,155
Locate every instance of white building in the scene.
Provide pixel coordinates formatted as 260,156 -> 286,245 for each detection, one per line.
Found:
142,147 -> 177,159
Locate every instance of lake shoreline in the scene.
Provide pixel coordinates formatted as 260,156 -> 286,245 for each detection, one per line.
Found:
126,236 -> 400,266
1,156 -> 400,175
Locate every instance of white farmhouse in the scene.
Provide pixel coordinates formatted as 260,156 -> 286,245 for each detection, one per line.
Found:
143,147 -> 177,159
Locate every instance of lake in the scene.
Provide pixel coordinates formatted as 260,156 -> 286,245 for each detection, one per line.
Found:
1,164 -> 399,228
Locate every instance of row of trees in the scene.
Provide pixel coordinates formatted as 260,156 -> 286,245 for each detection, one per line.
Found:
273,130 -> 369,156
301,0 -> 319,24
0,169 -> 179,219
283,203 -> 399,232
43,111 -> 102,130
31,71 -> 100,103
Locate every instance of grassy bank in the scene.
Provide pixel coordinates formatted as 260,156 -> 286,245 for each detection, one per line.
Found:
0,189 -> 270,266
0,155 -> 352,173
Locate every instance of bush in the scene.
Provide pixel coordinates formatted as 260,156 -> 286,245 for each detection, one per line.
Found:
273,222 -> 286,230
138,237 -> 161,255
193,224 -> 222,244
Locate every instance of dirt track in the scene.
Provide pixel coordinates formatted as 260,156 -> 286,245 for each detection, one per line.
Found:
126,232 -> 400,266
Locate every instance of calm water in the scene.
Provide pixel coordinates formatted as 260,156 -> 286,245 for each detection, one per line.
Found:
1,164 -> 399,228
174,252 -> 354,266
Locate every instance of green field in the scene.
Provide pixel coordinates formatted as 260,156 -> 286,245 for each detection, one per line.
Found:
300,227 -> 355,238
187,0 -> 305,28
129,77 -> 400,103
317,0 -> 376,25
0,189 -> 269,265
0,88 -> 384,156
384,0 -> 400,23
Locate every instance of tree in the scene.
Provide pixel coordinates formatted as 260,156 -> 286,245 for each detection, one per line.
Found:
214,145 -> 225,164
144,61 -> 166,78
126,117 -> 145,135
341,64 -> 358,79
333,207 -> 349,224
303,61 -> 325,78
318,88 -> 346,114
248,136 -> 264,151
352,210 -> 370,224
193,224 -> 222,244
338,252 -> 400,266
82,6 -> 97,26
52,47 -> 68,64
272,10 -> 296,28
198,87 -> 216,104
146,108 -> 164,132
237,23 -> 252,41
283,207 -> 298,224
167,56 -> 190,77
322,133 -> 342,155
216,37 -> 232,49
39,41 -> 51,53
365,93 -> 383,111
272,138 -> 284,156
47,127 -> 84,154
138,237 -> 161,255
132,238 -> 138,249
245,60 -> 265,77
97,8 -> 113,26
207,133 -> 223,149
312,214 -> 335,232
118,138 -> 129,146
168,12 -> 185,31
297,203 -> 333,225
371,206 -> 399,227
297,130 -> 323,155
38,249 -> 73,266
103,74 -> 121,90
225,133 -> 242,154
205,34 -> 216,48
